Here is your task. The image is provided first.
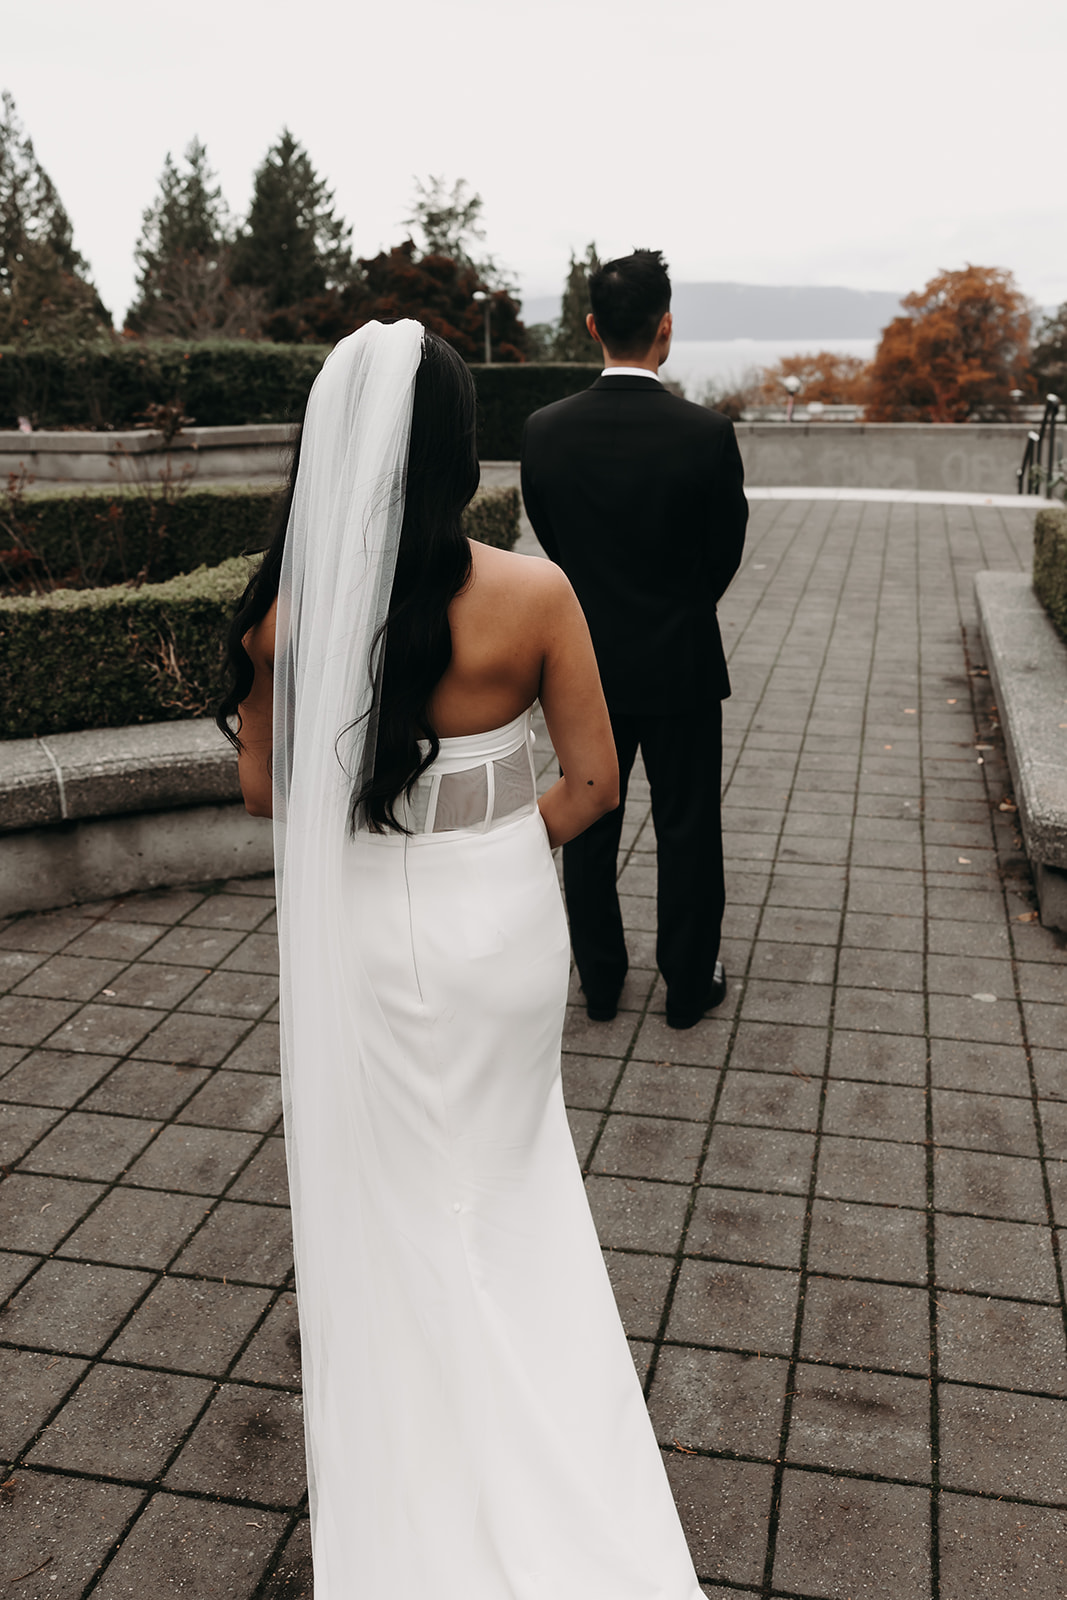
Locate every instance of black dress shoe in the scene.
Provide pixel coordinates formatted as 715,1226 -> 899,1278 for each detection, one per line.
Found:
583,988 -> 622,1022
666,961 -> 726,1030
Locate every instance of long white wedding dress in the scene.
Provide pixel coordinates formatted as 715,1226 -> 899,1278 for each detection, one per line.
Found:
272,321 -> 704,1598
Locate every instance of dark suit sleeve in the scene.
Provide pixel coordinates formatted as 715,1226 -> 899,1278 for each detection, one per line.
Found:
519,419 -> 561,564
708,420 -> 748,602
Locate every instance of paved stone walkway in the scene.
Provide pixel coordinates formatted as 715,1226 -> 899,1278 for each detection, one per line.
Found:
1,498 -> 1065,1598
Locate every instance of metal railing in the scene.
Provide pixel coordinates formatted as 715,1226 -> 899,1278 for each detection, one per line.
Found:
1017,393 -> 1062,495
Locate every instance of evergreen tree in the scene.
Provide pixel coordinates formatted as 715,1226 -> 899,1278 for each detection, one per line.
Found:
405,174 -> 516,294
230,129 -> 354,311
552,242 -> 600,361
126,138 -> 242,336
1032,303 -> 1067,399
0,90 -> 109,342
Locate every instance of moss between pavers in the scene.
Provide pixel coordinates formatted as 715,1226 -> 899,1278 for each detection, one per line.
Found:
1033,505 -> 1067,642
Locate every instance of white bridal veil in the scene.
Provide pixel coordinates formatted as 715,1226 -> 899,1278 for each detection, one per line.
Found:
272,320 -> 463,1588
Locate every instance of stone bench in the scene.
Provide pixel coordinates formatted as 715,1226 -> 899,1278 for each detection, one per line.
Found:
0,720 -> 271,917
975,572 -> 1067,931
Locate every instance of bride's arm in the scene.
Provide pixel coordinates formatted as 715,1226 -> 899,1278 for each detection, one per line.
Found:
235,600 -> 277,818
535,568 -> 619,848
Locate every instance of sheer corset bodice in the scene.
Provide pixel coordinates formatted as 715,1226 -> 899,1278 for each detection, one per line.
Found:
386,707 -> 538,837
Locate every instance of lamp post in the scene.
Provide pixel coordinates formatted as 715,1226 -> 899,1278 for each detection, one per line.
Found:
781,373 -> 802,422
472,290 -> 492,364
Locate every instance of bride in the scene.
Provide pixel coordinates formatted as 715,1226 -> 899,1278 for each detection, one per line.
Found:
218,319 -> 705,1599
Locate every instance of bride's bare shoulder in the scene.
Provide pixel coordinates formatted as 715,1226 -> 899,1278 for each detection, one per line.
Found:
243,596 -> 278,668
466,539 -> 572,605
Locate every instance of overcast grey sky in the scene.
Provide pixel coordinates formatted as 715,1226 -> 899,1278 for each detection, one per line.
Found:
7,0 -> 1066,327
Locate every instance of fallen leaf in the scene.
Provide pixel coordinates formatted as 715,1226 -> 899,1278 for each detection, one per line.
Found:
958,857 -> 971,864
946,698 -> 957,704
884,744 -> 893,751
971,993 -> 997,1003
975,744 -> 993,750
998,799 -> 1017,812
102,988 -> 116,997
904,708 -> 916,714
1017,911 -> 1039,922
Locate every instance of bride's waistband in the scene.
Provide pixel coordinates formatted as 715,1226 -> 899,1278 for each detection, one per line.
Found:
357,798 -> 541,847
417,708 -> 532,772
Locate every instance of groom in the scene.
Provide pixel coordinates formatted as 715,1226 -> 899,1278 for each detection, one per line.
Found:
520,249 -> 747,1029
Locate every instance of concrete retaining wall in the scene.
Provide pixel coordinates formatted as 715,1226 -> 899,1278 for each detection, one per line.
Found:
0,719 -> 272,916
2,421 -> 1034,495
735,423 -> 1030,494
0,424 -> 294,486
1,803 -> 273,915
975,572 -> 1067,932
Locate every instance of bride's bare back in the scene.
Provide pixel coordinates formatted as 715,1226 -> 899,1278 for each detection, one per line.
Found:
433,541 -> 580,733
237,539 -> 618,847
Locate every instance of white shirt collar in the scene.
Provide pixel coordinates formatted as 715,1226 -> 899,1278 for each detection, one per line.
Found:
600,365 -> 661,381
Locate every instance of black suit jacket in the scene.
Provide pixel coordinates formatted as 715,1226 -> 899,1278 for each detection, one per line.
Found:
520,375 -> 748,715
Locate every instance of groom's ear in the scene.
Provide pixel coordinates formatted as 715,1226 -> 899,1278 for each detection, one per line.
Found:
586,312 -> 601,344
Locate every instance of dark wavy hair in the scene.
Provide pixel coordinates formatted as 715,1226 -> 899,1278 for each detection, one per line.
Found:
216,329 -> 479,833
588,248 -> 671,357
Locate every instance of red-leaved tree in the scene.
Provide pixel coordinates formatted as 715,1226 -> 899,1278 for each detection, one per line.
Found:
756,351 -> 870,406
263,241 -> 527,361
355,241 -> 525,363
865,266 -> 1031,422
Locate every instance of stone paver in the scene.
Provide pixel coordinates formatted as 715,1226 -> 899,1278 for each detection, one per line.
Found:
2,498 -> 1066,1598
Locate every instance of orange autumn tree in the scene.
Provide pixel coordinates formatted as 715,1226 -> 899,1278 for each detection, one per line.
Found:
756,351 -> 870,406
865,266 -> 1031,422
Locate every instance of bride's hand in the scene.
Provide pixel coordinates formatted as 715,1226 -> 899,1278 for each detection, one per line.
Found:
235,599 -> 277,818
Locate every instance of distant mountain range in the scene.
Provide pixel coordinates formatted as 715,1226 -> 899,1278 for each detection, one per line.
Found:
521,281 -> 905,340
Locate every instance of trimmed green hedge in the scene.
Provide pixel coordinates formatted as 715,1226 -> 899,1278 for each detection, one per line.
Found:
1,489 -> 521,738
1034,505 -> 1067,643
462,487 -> 520,551
0,340 -> 599,453
6,483 -> 519,590
0,340 -> 326,430
470,363 -> 600,458
1,557 -> 255,737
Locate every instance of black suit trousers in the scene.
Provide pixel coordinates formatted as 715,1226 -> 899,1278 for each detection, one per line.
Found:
562,703 -> 725,1011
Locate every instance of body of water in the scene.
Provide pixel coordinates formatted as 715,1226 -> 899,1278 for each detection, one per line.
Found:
664,337 -> 878,399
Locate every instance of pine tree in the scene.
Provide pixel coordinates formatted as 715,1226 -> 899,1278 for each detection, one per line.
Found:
126,139 -> 261,338
552,243 -> 600,361
1032,304 -> 1067,400
230,129 -> 354,312
405,174 -> 516,295
129,140 -> 227,303
0,90 -> 109,342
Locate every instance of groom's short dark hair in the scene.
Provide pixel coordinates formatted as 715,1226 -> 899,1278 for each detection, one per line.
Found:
588,249 -> 671,357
